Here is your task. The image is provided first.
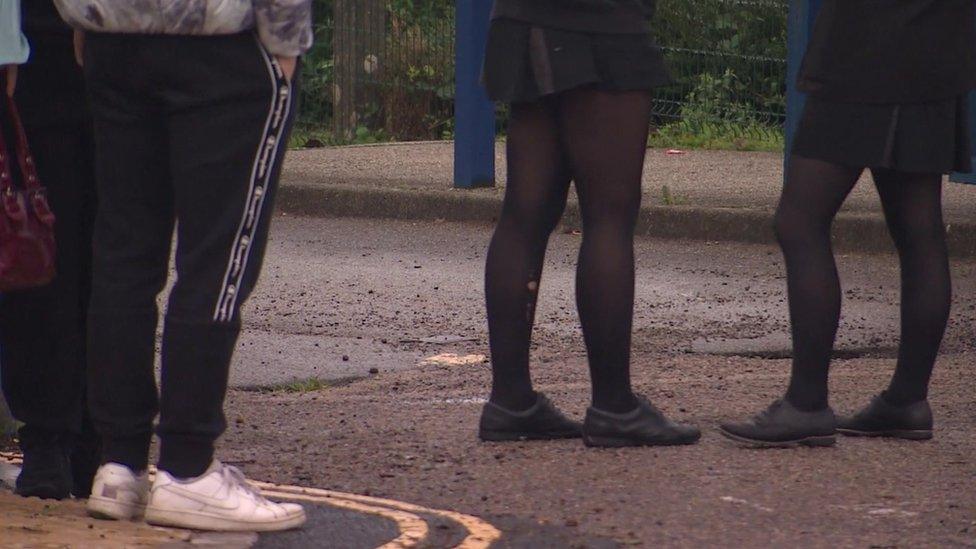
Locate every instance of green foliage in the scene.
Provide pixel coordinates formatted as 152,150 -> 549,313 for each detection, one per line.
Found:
650,69 -> 784,152
300,0 -> 454,141
289,124 -> 390,148
651,0 -> 788,148
298,0 -> 335,128
648,127 -> 783,152
388,0 -> 453,23
378,2 -> 455,140
654,0 -> 787,119
299,0 -> 790,150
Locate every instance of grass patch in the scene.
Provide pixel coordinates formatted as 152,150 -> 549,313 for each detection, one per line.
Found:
289,125 -> 334,149
289,124 -> 392,149
260,377 -> 334,394
649,124 -> 784,152
659,184 -> 686,206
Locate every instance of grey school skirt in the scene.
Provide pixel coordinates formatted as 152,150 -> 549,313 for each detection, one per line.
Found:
792,95 -> 973,174
482,18 -> 671,104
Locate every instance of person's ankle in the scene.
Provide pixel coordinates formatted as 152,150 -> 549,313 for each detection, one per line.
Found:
488,389 -> 538,412
881,389 -> 926,408
591,392 -> 639,414
783,392 -> 829,412
102,434 -> 152,475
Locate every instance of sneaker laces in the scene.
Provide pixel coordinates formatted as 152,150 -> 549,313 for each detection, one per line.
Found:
220,464 -> 269,504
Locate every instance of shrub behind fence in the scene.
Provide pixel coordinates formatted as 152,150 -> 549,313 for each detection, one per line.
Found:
301,0 -> 788,149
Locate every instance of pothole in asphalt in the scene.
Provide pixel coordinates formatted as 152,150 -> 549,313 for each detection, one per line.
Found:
690,334 -> 897,359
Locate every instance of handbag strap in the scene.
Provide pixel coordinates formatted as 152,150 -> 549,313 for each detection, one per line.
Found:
4,95 -> 41,193
0,100 -> 14,197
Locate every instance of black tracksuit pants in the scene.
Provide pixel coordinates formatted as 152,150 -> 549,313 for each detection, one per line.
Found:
0,6 -> 97,441
83,32 -> 298,478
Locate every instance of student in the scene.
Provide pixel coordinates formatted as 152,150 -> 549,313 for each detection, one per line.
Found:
0,0 -> 101,501
479,0 -> 700,447
53,1 -> 310,531
721,0 -> 976,447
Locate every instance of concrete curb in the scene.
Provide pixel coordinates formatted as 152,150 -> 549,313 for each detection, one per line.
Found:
277,181 -> 976,257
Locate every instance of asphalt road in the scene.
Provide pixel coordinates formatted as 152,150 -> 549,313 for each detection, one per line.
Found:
232,213 -> 976,388
216,214 -> 976,547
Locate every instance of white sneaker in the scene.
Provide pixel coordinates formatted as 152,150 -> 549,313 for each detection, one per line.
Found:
87,463 -> 150,520
144,461 -> 306,532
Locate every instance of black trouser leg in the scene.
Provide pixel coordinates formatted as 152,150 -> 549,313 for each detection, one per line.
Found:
84,58 -> 173,471
0,113 -> 97,439
0,19 -> 101,497
84,33 -> 186,472
84,33 -> 297,477
158,38 -> 297,479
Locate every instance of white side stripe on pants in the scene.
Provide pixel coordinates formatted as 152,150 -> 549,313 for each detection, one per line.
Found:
213,37 -> 292,322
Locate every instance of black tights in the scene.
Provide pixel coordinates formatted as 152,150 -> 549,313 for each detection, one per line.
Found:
485,88 -> 652,413
778,155 -> 951,411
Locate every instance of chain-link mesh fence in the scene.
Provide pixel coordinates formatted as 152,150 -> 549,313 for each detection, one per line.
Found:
299,0 -> 788,149
652,0 -> 788,148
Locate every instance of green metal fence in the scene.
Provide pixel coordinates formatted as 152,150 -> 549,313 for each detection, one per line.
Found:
300,0 -> 788,148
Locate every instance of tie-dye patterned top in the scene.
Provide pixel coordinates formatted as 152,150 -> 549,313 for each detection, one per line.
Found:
53,0 -> 312,56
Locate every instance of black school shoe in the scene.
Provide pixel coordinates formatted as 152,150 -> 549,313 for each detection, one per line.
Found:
15,427 -> 72,500
838,393 -> 933,440
479,393 -> 582,441
582,396 -> 700,447
720,399 -> 836,448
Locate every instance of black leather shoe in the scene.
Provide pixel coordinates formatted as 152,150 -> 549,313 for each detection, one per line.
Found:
720,399 -> 836,448
582,396 -> 700,447
15,427 -> 72,500
838,393 -> 933,440
479,393 -> 582,441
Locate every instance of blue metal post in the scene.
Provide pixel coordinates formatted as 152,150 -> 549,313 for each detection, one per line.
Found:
950,94 -> 976,184
784,0 -> 822,175
952,7 -> 976,183
454,0 -> 496,189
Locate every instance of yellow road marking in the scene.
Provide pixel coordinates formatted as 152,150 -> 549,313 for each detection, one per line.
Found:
260,489 -> 428,548
254,481 -> 502,549
1,453 -> 502,548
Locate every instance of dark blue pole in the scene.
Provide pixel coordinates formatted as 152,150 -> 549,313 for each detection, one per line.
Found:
951,7 -> 976,183
784,0 -> 822,175
950,95 -> 976,184
454,0 -> 496,189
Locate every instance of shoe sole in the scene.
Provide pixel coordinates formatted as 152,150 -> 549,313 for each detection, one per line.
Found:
837,428 -> 933,440
582,434 -> 701,447
479,430 -> 581,442
718,428 -> 836,448
87,495 -> 146,521
145,507 -> 306,532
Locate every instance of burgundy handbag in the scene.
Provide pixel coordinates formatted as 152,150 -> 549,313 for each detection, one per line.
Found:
0,94 -> 56,291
